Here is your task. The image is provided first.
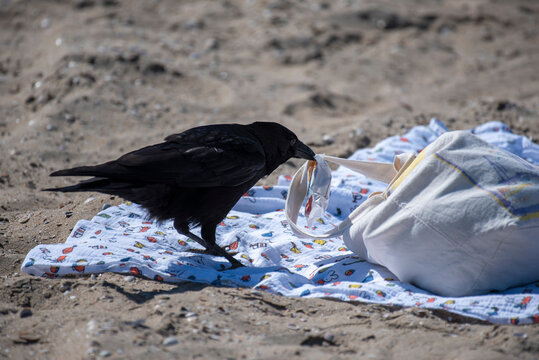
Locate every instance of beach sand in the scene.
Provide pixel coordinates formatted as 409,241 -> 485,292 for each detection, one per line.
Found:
1,0 -> 538,358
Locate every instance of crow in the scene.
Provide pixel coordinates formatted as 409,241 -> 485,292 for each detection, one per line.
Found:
45,122 -> 315,269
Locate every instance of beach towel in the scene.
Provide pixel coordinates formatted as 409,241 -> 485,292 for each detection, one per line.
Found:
22,119 -> 539,325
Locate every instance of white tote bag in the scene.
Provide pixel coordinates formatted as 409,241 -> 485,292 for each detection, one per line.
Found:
285,131 -> 539,296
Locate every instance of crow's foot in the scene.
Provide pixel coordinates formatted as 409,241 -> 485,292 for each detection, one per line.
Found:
186,248 -> 238,256
219,257 -> 245,270
184,231 -> 243,268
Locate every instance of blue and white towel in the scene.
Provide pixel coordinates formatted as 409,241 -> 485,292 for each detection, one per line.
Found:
22,119 -> 539,325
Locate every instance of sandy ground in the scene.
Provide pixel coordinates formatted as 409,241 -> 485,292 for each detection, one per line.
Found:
1,0 -> 539,359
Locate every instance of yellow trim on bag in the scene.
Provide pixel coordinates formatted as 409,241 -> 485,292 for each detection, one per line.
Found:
432,153 -> 539,221
391,150 -> 427,192
433,153 -> 511,212
503,183 -> 531,199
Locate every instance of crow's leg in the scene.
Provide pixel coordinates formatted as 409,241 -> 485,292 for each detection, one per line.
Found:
177,228 -> 234,256
176,225 -> 237,257
201,225 -> 244,269
174,219 -> 243,268
174,219 -> 208,249
185,247 -> 216,255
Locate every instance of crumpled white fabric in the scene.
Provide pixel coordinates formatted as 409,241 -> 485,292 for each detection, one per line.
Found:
22,119 -> 539,325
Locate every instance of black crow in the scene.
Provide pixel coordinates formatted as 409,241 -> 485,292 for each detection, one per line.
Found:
45,122 -> 315,269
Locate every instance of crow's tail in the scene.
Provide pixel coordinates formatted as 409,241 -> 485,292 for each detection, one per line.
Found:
43,177 -> 130,194
49,166 -> 108,178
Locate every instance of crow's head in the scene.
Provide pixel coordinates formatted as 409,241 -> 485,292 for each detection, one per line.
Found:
249,122 -> 315,172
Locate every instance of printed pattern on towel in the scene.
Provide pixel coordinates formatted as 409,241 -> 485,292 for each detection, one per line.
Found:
22,119 -> 539,325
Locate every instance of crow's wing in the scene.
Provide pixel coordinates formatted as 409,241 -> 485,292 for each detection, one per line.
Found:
53,126 -> 266,187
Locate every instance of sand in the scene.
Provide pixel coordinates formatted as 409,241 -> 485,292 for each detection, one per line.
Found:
1,0 -> 538,359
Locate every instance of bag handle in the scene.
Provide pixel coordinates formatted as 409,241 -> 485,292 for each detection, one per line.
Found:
284,153 -> 416,239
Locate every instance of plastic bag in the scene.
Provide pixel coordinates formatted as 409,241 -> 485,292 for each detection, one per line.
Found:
305,154 -> 332,228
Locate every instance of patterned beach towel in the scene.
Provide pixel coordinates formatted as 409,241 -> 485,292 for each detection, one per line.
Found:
22,119 -> 539,325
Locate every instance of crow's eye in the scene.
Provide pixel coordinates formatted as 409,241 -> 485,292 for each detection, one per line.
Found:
289,138 -> 297,147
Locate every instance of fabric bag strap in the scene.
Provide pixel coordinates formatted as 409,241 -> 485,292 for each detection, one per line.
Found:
285,153 -> 416,239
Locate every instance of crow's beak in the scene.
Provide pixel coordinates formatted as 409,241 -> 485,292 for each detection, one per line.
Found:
293,140 -> 316,161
